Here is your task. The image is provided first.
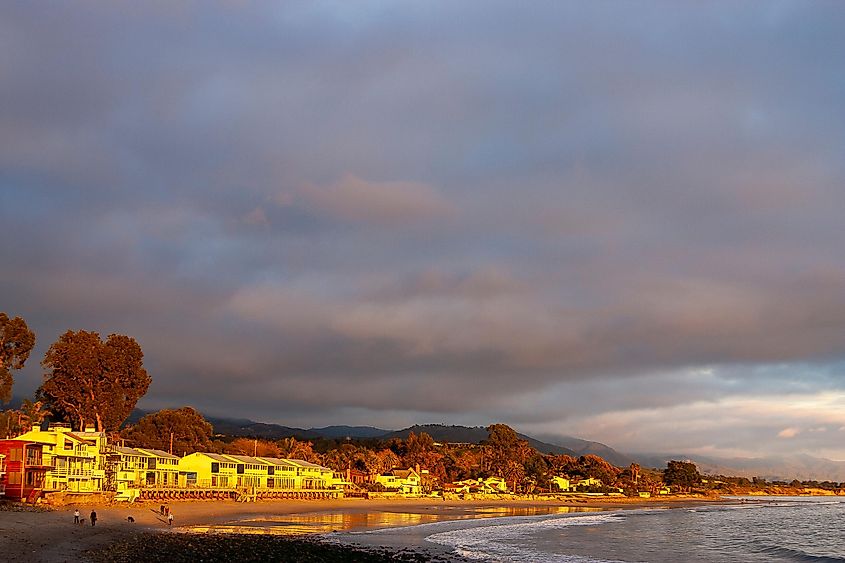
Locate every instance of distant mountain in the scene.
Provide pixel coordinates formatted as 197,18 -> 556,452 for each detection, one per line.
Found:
632,452 -> 845,482
309,426 -> 390,439
534,434 -> 636,467
383,424 -> 577,457
204,416 -> 389,441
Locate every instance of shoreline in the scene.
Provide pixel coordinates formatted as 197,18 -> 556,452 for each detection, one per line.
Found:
1,495 -> 726,562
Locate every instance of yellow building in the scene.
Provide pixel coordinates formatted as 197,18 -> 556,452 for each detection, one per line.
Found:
135,448 -> 180,487
284,459 -> 336,491
256,457 -> 299,490
178,452 -> 240,489
550,476 -> 571,492
110,446 -> 153,501
220,454 -> 272,489
375,468 -> 422,495
15,424 -> 103,493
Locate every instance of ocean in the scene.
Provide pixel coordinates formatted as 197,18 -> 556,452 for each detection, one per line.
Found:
333,497 -> 845,562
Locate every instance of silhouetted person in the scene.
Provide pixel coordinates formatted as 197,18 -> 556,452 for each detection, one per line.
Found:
168,512 -> 173,526
74,509 -> 80,524
90,510 -> 97,527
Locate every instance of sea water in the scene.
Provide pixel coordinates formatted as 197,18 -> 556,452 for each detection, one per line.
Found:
341,497 -> 845,562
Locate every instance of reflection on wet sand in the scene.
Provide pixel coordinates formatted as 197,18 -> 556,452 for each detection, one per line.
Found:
181,505 -> 604,536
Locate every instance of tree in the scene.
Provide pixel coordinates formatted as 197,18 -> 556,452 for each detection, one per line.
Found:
663,460 -> 702,492
121,407 -> 212,455
226,438 -> 282,457
277,437 -> 321,463
485,424 -> 533,491
39,330 -> 151,432
0,313 -> 36,403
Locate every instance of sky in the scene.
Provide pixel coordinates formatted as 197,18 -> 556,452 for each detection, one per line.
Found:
2,1 -> 845,460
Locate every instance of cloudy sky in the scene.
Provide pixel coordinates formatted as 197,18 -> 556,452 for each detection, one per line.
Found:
2,1 -> 844,459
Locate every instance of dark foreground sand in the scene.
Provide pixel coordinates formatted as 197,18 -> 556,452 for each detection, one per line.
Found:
0,496 -> 723,562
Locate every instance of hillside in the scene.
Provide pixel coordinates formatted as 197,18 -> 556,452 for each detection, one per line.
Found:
377,424 -> 578,456
633,452 -> 845,482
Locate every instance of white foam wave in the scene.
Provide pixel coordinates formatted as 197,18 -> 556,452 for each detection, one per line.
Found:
425,512 -> 627,562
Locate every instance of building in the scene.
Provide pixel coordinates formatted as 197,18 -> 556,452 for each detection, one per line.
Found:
0,453 -> 5,497
110,446 -> 153,501
257,457 -> 299,490
550,476 -> 571,492
220,454 -> 273,489
0,440 -> 48,501
134,448 -> 180,488
15,425 -> 103,493
178,452 -> 241,489
283,458 -> 336,490
374,468 -> 422,495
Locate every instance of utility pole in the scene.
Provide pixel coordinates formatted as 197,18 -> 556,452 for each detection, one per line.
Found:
170,432 -> 174,455
254,438 -> 258,457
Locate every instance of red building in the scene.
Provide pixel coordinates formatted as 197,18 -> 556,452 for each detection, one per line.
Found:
0,440 -> 49,502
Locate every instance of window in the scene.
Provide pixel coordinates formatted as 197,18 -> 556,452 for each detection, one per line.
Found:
237,464 -> 245,475
267,467 -> 274,476
211,462 -> 220,474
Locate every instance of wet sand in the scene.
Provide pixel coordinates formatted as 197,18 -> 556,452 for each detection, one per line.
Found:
0,496 -> 723,562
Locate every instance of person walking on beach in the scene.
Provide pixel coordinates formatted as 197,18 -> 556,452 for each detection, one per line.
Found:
90,510 -> 97,527
74,509 -> 80,524
167,512 -> 173,526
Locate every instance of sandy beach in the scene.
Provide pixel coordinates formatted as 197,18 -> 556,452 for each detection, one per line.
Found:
0,495 -> 723,562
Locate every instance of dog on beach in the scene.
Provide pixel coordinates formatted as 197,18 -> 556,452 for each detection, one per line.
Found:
79,518 -> 85,526
127,516 -> 135,523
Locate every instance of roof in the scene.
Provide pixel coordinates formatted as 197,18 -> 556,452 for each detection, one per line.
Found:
113,446 -> 151,457
256,457 -> 299,468
135,448 -> 180,460
222,454 -> 271,466
284,459 -> 329,470
188,452 -> 232,463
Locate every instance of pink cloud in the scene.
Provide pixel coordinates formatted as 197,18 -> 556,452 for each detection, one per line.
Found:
287,174 -> 454,226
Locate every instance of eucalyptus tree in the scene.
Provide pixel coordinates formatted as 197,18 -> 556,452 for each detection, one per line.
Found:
39,330 -> 150,432
0,312 -> 36,403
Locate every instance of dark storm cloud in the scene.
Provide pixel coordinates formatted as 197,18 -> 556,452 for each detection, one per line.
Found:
2,1 -> 845,454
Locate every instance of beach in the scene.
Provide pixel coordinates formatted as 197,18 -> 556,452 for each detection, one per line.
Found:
0,495 -> 723,562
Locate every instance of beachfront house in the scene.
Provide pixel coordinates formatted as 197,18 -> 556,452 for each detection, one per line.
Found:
0,453 -> 5,497
447,476 -> 509,495
178,452 -> 241,489
110,446 -> 153,500
0,439 -> 48,501
284,458 -> 336,491
550,476 -> 571,492
15,424 -> 103,493
256,457 -> 299,490
134,448 -> 180,488
374,468 -> 422,495
220,454 -> 273,489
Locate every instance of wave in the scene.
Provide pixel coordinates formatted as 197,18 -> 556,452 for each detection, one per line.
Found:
425,512 -> 626,562
757,545 -> 845,562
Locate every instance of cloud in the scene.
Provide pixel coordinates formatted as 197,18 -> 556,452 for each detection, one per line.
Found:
278,174 -> 454,227
778,428 -> 800,438
2,1 -> 845,458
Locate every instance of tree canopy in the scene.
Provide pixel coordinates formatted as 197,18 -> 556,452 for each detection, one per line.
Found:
121,407 -> 213,455
0,313 -> 36,403
39,330 -> 151,431
663,460 -> 702,491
